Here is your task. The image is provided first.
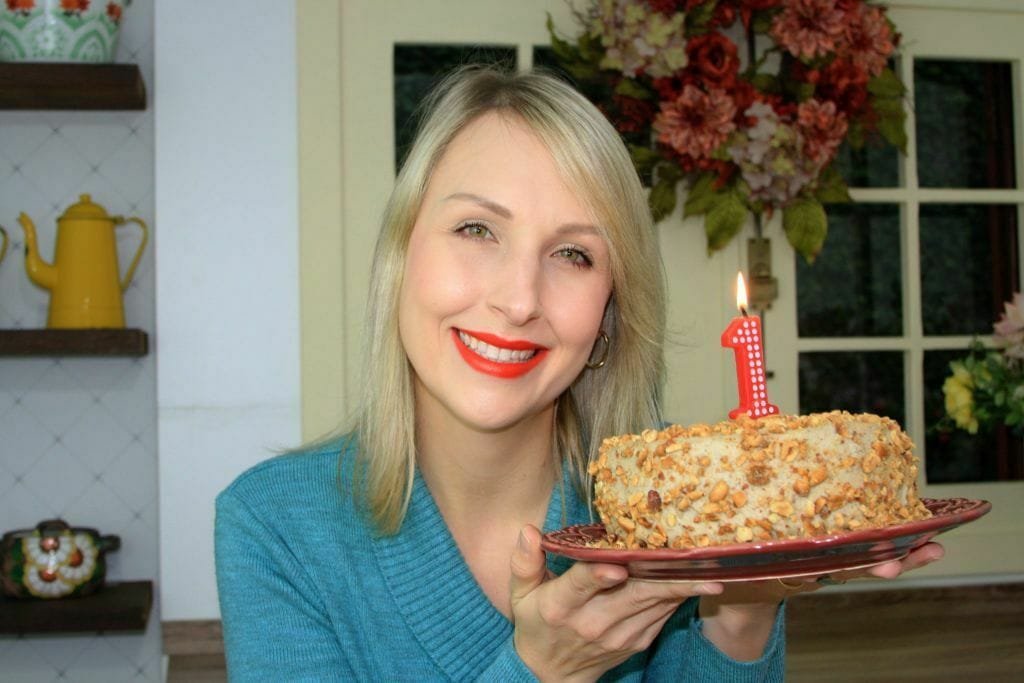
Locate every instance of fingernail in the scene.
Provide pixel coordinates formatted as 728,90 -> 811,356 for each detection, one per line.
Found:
517,530 -> 528,554
698,583 -> 723,595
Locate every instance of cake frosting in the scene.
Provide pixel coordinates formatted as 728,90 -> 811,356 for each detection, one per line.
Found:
588,411 -> 932,549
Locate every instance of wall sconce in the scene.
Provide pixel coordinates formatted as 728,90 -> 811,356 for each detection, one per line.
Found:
747,237 -> 778,312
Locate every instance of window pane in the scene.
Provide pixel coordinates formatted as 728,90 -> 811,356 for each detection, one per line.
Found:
393,44 -> 516,172
799,351 -> 904,425
832,140 -> 898,188
532,45 -> 565,76
923,349 -> 1024,483
915,59 -> 1016,188
919,204 -> 1018,336
797,204 -> 902,337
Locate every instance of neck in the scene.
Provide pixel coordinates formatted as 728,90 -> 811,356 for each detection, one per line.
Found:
414,395 -> 557,530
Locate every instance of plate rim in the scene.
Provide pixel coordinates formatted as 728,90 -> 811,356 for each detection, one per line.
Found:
541,497 -> 991,563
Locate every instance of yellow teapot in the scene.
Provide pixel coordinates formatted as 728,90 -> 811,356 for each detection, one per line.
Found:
20,195 -> 149,328
0,226 -> 8,265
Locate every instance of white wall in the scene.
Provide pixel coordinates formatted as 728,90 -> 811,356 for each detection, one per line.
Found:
155,0 -> 300,621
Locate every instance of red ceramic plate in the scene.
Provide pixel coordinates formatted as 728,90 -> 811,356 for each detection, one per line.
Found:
541,498 -> 991,581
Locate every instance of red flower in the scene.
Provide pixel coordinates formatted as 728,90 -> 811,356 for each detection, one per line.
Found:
646,0 -> 693,13
839,2 -> 896,77
711,0 -> 783,30
816,58 -> 870,117
797,98 -> 848,165
608,93 -> 657,134
7,0 -> 35,12
60,0 -> 89,12
654,84 -> 737,161
770,0 -> 846,60
106,1 -> 122,23
685,32 -> 740,88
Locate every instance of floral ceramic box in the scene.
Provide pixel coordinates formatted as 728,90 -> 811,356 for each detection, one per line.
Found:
0,0 -> 131,63
1,519 -> 121,599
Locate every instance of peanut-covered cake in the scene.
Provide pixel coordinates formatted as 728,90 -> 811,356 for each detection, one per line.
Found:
588,411 -> 932,549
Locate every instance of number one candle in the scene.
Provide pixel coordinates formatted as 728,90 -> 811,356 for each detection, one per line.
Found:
721,272 -> 779,420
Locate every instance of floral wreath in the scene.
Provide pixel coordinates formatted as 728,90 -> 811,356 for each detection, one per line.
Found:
547,0 -> 907,262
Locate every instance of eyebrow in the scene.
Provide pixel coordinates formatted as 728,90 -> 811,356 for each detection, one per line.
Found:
442,192 -> 603,238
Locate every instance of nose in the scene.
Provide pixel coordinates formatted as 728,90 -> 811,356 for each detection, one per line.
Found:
487,249 -> 543,326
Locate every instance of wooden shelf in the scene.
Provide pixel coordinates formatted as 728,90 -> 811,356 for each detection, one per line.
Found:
0,580 -> 153,635
0,63 -> 146,110
0,328 -> 149,356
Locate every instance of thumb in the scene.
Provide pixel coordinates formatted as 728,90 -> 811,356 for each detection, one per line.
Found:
509,525 -> 547,606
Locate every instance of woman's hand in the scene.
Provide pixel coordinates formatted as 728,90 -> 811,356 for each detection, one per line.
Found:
509,525 -> 723,683
698,542 -> 946,660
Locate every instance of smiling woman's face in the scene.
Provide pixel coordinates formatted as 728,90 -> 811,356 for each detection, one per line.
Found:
398,111 -> 613,435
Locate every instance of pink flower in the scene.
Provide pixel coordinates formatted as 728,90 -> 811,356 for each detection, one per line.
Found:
770,0 -> 846,60
797,98 -> 848,165
840,3 -> 895,77
994,292 -> 1024,358
653,85 -> 737,160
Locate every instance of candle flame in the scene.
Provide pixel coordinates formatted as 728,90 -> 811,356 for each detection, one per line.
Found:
736,272 -> 748,313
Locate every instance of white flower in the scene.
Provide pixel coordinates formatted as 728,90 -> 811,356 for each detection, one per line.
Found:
25,568 -> 74,598
59,534 -> 98,582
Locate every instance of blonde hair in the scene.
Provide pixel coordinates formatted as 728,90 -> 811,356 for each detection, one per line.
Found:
356,66 -> 666,534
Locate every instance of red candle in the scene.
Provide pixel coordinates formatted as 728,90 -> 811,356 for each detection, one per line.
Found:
721,272 -> 779,420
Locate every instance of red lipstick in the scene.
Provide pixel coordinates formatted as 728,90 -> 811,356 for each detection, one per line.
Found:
453,329 -> 548,379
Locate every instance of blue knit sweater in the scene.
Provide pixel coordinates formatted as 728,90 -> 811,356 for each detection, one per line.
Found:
214,438 -> 785,681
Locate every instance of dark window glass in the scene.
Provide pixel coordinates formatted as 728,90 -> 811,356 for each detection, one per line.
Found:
915,59 -> 1016,189
923,349 -> 1024,483
797,203 -> 902,337
919,204 -> 1018,336
532,45 -> 567,77
393,44 -> 516,172
832,140 -> 899,188
799,351 -> 904,425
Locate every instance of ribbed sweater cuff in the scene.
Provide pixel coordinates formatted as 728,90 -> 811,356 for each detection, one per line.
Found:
688,601 -> 786,682
474,636 -> 540,682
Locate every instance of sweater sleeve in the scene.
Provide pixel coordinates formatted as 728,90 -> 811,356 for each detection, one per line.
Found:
215,488 -> 354,682
642,597 -> 786,682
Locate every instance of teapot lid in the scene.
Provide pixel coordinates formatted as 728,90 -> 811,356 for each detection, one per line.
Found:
60,194 -> 110,221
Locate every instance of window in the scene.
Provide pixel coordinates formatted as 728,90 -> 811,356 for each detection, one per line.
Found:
796,55 -> 1022,484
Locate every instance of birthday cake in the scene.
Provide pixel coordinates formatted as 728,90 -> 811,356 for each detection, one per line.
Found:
588,411 -> 932,549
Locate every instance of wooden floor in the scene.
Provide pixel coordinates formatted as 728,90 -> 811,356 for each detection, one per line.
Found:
166,582 -> 1024,682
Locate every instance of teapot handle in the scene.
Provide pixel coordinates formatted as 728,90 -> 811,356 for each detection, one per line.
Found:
0,226 -> 8,263
113,217 -> 149,291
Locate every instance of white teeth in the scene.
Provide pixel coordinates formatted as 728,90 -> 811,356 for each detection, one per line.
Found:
458,331 -> 537,364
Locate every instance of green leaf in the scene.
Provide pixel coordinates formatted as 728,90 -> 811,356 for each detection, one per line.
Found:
577,31 -> 605,64
814,165 -> 852,203
875,101 -> 908,152
704,191 -> 748,253
614,78 -> 652,100
649,176 -> 679,222
546,14 -> 577,63
868,67 -> 906,98
682,173 -> 719,217
783,198 -> 828,263
685,0 -> 718,32
751,12 -> 774,33
846,119 -> 866,148
749,73 -> 780,95
793,81 -> 815,102
628,144 -> 661,177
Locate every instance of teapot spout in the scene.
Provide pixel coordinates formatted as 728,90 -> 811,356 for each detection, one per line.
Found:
19,212 -> 58,291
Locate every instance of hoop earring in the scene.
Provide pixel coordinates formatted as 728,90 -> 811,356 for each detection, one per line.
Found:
586,331 -> 609,370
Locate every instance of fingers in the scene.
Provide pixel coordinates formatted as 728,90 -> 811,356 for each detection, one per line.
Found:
509,526 -> 549,605
557,560 -> 629,609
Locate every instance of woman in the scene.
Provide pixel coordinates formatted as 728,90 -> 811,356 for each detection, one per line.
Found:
215,66 -> 943,681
